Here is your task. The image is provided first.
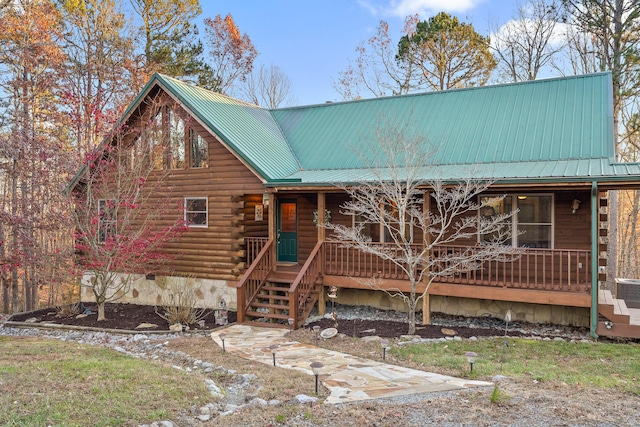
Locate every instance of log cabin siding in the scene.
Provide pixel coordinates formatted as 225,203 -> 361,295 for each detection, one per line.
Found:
320,190 -> 592,251
554,190 -> 591,250
146,111 -> 265,281
294,193 -> 318,263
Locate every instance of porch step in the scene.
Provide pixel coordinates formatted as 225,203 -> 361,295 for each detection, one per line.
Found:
254,293 -> 290,302
244,310 -> 291,321
598,289 -> 631,324
242,320 -> 290,329
267,264 -> 302,283
249,302 -> 289,310
596,321 -> 640,339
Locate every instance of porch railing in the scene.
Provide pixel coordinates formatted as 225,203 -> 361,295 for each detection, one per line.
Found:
289,241 -> 324,328
323,241 -> 591,293
245,237 -> 269,266
236,239 -> 274,323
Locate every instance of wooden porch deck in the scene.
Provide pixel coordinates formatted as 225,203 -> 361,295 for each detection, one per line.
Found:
239,238 -> 640,338
596,289 -> 640,339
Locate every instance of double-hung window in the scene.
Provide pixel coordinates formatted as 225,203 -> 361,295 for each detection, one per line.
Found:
479,194 -> 553,248
185,197 -> 208,228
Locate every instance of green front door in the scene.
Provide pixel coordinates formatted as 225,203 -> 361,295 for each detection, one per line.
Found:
277,199 -> 298,263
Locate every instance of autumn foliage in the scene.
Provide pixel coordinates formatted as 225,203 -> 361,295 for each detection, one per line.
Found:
73,130 -> 188,320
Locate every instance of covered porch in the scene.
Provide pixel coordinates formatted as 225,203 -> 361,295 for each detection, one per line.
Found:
239,236 -> 593,327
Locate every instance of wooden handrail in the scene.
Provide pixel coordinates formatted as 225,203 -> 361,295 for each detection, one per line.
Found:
288,241 -> 324,328
323,241 -> 591,293
236,239 -> 274,323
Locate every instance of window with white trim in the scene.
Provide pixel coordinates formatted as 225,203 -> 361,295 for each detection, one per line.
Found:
185,197 -> 208,227
479,194 -> 553,248
98,199 -> 116,242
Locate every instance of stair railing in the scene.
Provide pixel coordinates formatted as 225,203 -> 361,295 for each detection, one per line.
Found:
236,239 -> 275,323
289,241 -> 324,329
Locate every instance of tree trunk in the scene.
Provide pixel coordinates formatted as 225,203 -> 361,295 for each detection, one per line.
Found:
407,298 -> 417,335
97,301 -> 106,321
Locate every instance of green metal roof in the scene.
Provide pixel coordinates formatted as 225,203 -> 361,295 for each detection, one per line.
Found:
150,74 -> 300,181
125,72 -> 638,187
271,73 -> 615,174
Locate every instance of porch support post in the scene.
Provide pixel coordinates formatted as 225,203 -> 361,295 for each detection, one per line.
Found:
317,192 -> 326,316
317,192 -> 326,241
269,192 -> 277,270
590,181 -> 599,339
422,190 -> 432,325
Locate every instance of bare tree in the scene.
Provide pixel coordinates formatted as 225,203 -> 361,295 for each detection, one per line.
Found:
242,64 -> 293,108
491,0 -> 565,82
58,0 -> 134,158
334,17 -> 424,100
324,117 -> 519,334
561,0 -> 640,286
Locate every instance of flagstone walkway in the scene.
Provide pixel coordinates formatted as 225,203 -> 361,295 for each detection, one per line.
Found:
210,324 -> 492,404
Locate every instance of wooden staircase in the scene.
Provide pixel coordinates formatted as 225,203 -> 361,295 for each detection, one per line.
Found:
243,265 -> 303,327
237,241 -> 325,329
597,289 -> 640,339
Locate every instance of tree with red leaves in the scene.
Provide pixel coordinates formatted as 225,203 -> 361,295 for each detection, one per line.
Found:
73,118 -> 188,321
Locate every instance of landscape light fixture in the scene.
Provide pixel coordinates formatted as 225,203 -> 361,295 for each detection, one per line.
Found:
381,339 -> 390,361
269,344 -> 279,366
501,310 -> 512,374
219,333 -> 226,353
465,351 -> 478,372
288,318 -> 295,332
312,325 -> 321,346
310,361 -> 324,395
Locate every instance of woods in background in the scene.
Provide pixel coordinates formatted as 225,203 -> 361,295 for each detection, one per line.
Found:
0,0 -> 638,312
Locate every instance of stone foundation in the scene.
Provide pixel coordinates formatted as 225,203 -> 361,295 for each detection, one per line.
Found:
330,288 -> 590,327
80,272 -> 237,310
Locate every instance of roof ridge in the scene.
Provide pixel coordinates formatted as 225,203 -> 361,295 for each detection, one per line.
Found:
154,73 -> 266,109
272,71 -> 612,111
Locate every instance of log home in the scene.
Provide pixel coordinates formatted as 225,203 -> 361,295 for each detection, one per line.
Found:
78,72 -> 640,339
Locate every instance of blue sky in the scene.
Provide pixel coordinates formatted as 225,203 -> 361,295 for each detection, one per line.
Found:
200,1 -> 516,106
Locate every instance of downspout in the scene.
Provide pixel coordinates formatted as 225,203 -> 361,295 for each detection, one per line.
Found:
590,181 -> 599,340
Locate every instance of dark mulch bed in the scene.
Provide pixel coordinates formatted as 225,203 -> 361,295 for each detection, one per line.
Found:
8,302 -> 525,338
305,317 -> 525,339
9,303 -> 236,332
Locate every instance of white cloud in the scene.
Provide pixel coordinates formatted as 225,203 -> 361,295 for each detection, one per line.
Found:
491,18 -> 571,49
359,0 -> 485,18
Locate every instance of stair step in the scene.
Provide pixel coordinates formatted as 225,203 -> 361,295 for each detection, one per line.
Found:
255,293 -> 290,301
614,298 -> 630,316
245,310 -> 291,320
250,302 -> 290,310
260,286 -> 291,294
242,320 -> 290,329
599,289 -> 614,305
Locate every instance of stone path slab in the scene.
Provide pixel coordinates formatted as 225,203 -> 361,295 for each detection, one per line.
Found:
210,324 -> 492,404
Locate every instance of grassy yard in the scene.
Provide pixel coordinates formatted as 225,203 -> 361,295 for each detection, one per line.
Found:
390,337 -> 640,395
0,336 -> 209,427
1,332 -> 639,426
